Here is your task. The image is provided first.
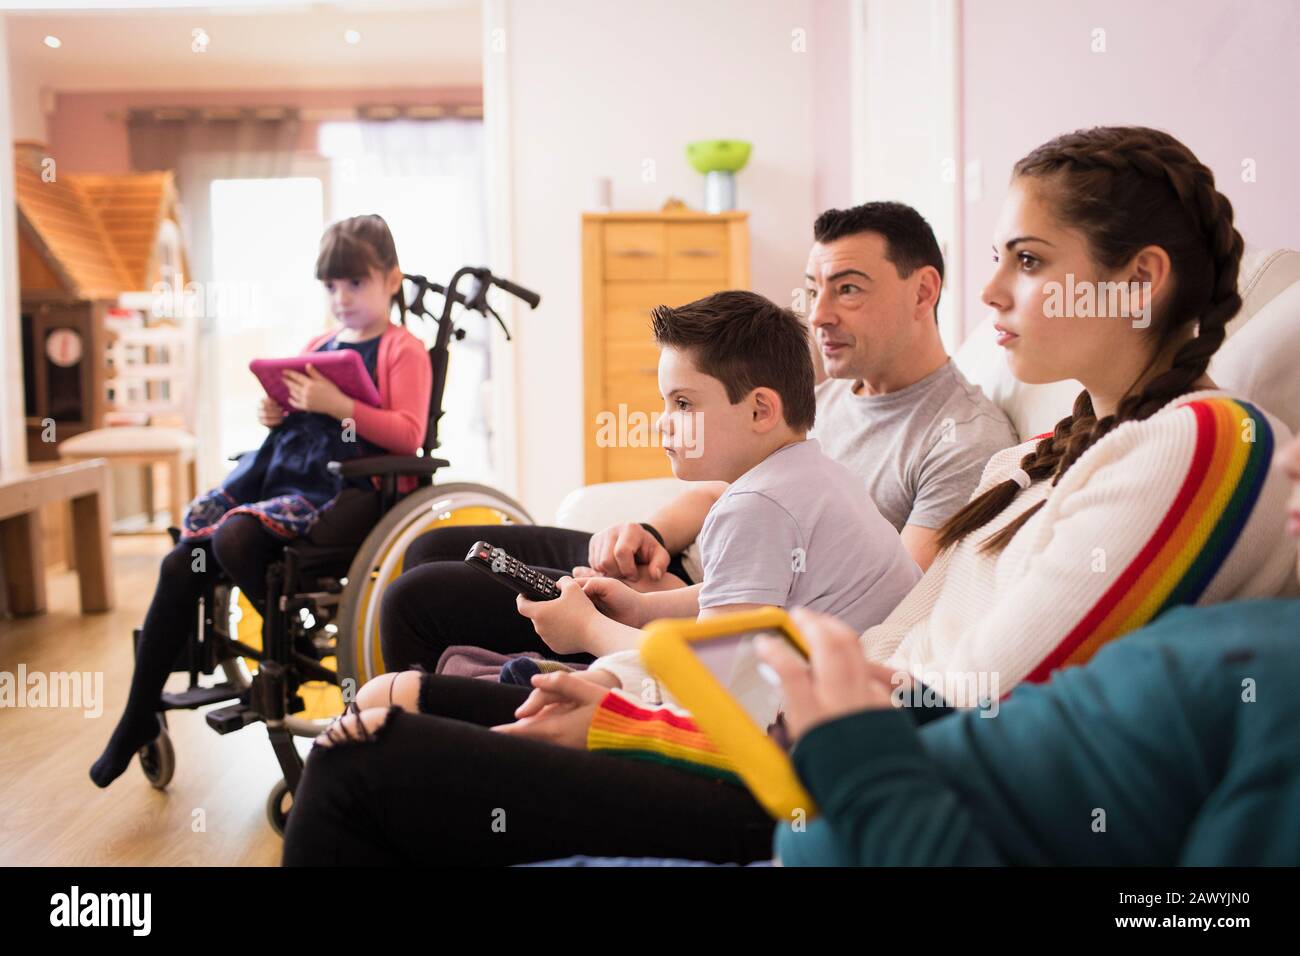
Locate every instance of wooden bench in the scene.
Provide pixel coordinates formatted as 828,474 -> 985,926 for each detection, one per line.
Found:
59,425 -> 196,530
0,458 -> 114,615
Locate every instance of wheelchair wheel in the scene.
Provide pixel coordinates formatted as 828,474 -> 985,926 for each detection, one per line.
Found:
138,721 -> 175,790
332,482 -> 534,698
266,779 -> 292,836
212,482 -> 532,739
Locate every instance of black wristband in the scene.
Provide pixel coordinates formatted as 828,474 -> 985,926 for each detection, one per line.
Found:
638,522 -> 667,549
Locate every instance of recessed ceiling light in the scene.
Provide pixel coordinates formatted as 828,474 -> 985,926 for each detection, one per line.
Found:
44,36 -> 61,49
344,29 -> 361,45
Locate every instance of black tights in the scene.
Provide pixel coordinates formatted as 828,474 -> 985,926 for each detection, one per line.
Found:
89,516 -> 284,788
281,674 -> 776,866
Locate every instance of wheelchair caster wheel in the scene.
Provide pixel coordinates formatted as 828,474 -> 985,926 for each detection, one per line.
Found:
138,726 -> 175,790
267,779 -> 293,836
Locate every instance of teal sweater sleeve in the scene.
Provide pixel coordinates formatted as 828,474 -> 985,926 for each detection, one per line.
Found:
775,600 -> 1300,867
778,709 -> 1006,866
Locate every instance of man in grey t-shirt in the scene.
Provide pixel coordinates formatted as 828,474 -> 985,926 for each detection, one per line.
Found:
811,361 -> 1016,536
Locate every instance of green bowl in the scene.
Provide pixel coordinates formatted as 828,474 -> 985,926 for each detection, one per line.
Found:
686,139 -> 752,174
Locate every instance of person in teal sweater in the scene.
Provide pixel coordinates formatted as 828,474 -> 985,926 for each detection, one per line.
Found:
766,599 -> 1297,866
758,426 -> 1300,867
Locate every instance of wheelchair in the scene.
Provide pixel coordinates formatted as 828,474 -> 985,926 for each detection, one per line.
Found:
132,265 -> 541,834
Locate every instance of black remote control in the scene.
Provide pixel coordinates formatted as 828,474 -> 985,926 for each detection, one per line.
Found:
464,540 -> 563,601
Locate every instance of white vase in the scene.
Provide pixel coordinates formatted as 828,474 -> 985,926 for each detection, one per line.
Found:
704,170 -> 737,213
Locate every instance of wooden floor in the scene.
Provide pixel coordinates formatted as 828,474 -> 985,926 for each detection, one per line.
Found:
0,534 -> 291,866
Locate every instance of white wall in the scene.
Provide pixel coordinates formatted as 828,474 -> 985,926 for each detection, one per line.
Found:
960,0 -> 1300,338
497,0 -> 818,521
852,0 -> 960,346
0,16 -> 28,472
5,53 -> 46,143
810,0 -> 852,212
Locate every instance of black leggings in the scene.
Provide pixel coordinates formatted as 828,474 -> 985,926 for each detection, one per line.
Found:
134,516 -> 284,703
380,524 -> 692,672
379,525 -> 598,671
91,489 -> 382,788
89,516 -> 284,786
281,674 -> 776,866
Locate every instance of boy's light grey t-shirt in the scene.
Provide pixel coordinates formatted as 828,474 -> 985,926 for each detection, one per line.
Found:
810,360 -> 1019,532
697,438 -> 921,635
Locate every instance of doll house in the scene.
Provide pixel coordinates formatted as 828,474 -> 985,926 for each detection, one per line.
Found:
14,140 -> 191,463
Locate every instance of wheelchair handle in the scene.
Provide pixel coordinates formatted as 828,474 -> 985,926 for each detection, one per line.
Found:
490,275 -> 541,310
403,273 -> 469,316
408,264 -> 543,454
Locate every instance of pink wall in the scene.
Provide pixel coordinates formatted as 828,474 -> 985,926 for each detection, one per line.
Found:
44,85 -> 481,173
811,0 -> 853,214
960,0 -> 1300,324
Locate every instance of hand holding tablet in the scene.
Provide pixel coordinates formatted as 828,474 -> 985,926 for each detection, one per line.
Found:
640,607 -> 817,820
250,350 -> 382,413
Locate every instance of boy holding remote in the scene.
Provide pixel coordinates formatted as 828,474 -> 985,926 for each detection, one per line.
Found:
516,289 -> 921,695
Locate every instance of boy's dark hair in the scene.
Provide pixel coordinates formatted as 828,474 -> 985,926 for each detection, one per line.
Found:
650,290 -> 816,431
813,202 -> 945,315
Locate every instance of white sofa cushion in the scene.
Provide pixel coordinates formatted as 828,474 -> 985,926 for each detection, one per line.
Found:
555,476 -> 689,533
1213,249 -> 1300,433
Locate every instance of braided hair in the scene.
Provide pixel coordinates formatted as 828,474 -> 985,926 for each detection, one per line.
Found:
935,126 -> 1244,554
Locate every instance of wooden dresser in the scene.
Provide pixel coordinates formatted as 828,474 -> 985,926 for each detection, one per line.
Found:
582,211 -> 750,483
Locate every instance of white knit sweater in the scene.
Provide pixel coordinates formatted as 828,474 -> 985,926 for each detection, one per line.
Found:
864,390 -> 1296,702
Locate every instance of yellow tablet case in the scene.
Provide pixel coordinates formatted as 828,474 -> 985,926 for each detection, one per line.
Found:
640,607 -> 817,822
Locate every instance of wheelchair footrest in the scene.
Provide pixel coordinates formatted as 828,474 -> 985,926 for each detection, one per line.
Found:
160,683 -> 241,711
205,703 -> 264,735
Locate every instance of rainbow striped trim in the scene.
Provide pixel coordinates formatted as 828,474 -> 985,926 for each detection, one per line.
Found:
588,691 -> 740,783
1026,397 -> 1274,681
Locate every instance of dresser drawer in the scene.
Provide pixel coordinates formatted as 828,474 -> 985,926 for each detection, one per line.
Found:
667,222 -> 729,281
618,378 -> 668,408
590,385 -> 671,481
603,222 -> 666,280
599,355 -> 662,427
604,445 -> 674,482
603,339 -> 661,381
602,282 -> 723,341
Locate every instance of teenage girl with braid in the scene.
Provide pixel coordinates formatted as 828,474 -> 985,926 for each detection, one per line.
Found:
280,127 -> 1295,867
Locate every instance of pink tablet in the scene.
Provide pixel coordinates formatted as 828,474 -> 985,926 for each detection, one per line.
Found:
250,349 -> 382,411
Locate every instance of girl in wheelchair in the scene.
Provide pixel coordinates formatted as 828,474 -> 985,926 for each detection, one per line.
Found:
91,214 -> 433,788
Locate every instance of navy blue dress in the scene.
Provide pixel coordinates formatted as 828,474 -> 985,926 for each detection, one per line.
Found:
181,332 -> 387,543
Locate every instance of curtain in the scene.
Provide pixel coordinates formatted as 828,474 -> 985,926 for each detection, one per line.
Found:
127,109 -> 302,177
126,110 -> 302,489
317,118 -> 486,270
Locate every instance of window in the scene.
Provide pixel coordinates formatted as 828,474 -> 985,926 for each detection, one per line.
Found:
209,176 -> 325,461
